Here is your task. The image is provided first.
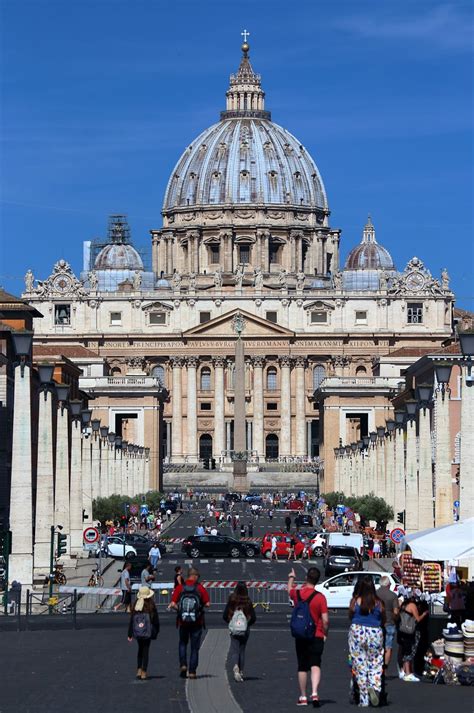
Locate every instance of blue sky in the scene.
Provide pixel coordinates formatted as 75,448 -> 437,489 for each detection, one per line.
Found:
1,0 -> 473,308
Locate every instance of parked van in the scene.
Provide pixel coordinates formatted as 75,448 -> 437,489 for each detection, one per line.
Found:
327,532 -> 364,554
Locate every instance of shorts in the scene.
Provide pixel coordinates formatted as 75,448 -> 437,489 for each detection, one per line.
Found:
121,591 -> 132,606
384,624 -> 396,649
295,637 -> 325,672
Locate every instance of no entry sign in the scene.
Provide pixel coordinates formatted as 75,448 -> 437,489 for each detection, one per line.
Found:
83,526 -> 100,544
390,527 -> 405,545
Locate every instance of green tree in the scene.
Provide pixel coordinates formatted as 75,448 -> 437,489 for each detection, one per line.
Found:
92,491 -> 164,522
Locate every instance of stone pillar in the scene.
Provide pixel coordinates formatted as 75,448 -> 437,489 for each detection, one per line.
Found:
120,449 -> 127,496
405,419 -> 419,533
394,426 -> 406,524
295,357 -> 306,457
70,419 -> 84,556
334,452 -> 340,491
418,405 -> 434,530
54,403 -> 71,556
252,356 -> 265,459
213,356 -> 226,459
91,434 -> 100,502
145,453 -> 151,492
360,449 -> 367,495
369,443 -> 377,494
100,439 -> 109,497
385,433 -> 395,510
127,455 -> 134,497
279,356 -> 292,457
186,356 -> 199,463
9,364 -> 33,590
33,389 -> 54,573
170,357 -> 183,461
434,389 -> 452,526
82,438 -> 93,519
376,437 -> 386,502
460,366 -> 474,519
107,442 -> 114,495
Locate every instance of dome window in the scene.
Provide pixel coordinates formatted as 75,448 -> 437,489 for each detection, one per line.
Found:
294,171 -> 301,179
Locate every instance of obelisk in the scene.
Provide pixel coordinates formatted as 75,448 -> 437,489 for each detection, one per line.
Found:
232,313 -> 248,492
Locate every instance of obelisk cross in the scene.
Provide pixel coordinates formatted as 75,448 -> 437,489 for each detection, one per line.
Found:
241,29 -> 250,43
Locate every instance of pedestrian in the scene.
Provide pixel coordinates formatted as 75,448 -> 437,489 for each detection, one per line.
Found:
174,566 -> 184,588
376,576 -> 399,670
210,526 -> 218,536
196,524 -> 205,536
127,586 -> 160,680
168,567 -> 210,679
166,508 -> 172,522
141,563 -> 155,588
270,535 -> 278,561
397,591 -> 428,682
288,566 -> 329,707
148,543 -> 161,569
285,515 -> 292,533
114,561 -> 133,612
287,535 -> 296,561
372,540 -> 381,559
268,508 -> 274,521
223,582 -> 257,682
240,524 -> 246,537
248,522 -> 253,537
348,575 -> 385,707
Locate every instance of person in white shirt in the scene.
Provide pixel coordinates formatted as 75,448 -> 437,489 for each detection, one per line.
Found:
271,535 -> 278,561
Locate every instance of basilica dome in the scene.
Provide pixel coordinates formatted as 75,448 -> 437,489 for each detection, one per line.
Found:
162,44 -> 327,213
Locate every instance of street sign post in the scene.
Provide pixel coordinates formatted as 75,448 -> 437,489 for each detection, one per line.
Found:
83,527 -> 99,545
390,527 -> 405,545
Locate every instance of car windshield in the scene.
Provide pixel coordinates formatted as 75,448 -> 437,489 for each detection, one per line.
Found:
330,547 -> 356,557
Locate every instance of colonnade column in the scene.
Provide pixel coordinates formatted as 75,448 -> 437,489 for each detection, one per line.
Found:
405,417 -> 418,533
279,356 -> 292,457
295,357 -> 306,457
460,364 -> 474,518
252,356 -> 265,459
170,357 -> 183,461
434,386 -> 452,526
33,386 -> 54,572
418,403 -> 434,530
393,418 -> 406,521
186,356 -> 198,463
69,416 -> 83,556
54,388 -> 71,557
213,357 -> 226,459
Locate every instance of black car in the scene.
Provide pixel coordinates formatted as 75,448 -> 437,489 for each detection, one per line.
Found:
295,513 -> 313,527
181,535 -> 259,559
115,533 -> 167,557
324,545 -> 362,576
160,500 -> 178,514
224,492 -> 242,502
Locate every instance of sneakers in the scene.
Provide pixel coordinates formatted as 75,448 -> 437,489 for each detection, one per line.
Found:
398,668 -> 405,680
403,673 -> 420,682
297,696 -> 308,706
140,671 -> 147,681
188,673 -> 197,680
136,668 -> 142,679
179,665 -> 187,679
233,664 -> 243,682
368,688 -> 379,707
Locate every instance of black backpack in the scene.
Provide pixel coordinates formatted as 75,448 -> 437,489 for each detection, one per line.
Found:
133,612 -> 152,638
178,584 -> 203,625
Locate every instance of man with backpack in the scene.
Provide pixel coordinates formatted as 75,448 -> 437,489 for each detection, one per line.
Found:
288,567 -> 329,707
169,567 -> 210,679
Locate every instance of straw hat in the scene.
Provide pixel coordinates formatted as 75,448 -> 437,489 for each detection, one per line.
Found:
462,620 -> 474,637
135,586 -> 154,611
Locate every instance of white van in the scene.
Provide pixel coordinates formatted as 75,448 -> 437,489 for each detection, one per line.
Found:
327,532 -> 364,554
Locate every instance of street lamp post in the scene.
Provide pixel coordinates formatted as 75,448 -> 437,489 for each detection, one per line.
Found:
81,409 -> 93,521
459,332 -> 474,519
361,436 -> 370,495
69,400 -> 84,556
33,363 -> 55,574
54,384 -> 71,558
434,363 -> 453,526
417,383 -> 434,530
344,445 -> 351,494
9,331 -> 34,593
393,410 -> 406,525
404,399 -> 418,533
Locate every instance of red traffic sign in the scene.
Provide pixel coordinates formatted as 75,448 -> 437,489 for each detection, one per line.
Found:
83,526 -> 100,544
390,527 -> 405,544
129,504 -> 139,515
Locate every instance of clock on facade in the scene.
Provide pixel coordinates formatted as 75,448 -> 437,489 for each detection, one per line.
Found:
52,274 -> 72,293
405,272 -> 425,291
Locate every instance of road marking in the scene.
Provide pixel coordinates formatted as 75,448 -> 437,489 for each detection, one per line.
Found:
246,559 -> 255,563
200,559 -> 209,563
186,630 -> 242,713
215,559 -> 224,563
231,559 -> 239,563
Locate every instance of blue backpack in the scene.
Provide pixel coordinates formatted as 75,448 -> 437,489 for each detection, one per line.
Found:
290,590 -> 317,640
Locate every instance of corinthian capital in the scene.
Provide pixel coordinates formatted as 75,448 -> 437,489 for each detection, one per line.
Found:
213,356 -> 227,368
279,355 -> 293,368
186,356 -> 199,368
252,356 -> 266,368
170,356 -> 184,368
294,356 -> 307,368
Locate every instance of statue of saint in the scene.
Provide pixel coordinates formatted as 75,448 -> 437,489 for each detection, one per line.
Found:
333,271 -> 342,290
234,264 -> 244,288
379,271 -> 388,291
189,272 -> 197,290
213,268 -> 222,288
24,269 -> 34,292
172,271 -> 181,290
296,270 -> 306,290
133,270 -> 142,290
254,266 -> 264,289
278,268 -> 288,288
88,270 -> 98,290
441,268 -> 450,291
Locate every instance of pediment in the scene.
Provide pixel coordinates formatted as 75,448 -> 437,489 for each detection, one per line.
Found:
142,300 -> 173,312
183,309 -> 295,338
303,300 -> 335,311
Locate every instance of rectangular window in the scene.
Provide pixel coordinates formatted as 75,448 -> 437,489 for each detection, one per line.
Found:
200,402 -> 212,411
210,245 -> 220,264
54,304 -> 71,325
355,311 -> 367,325
269,243 -> 280,264
266,402 -> 278,411
110,311 -> 122,326
311,311 -> 327,324
200,311 -> 211,324
239,245 -> 250,264
266,311 -> 278,323
407,303 -> 423,324
149,312 -> 166,325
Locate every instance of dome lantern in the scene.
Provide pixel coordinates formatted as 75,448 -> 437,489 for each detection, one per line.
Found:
221,37 -> 270,121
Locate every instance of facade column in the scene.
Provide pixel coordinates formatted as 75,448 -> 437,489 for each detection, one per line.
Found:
333,450 -> 340,491
33,388 -> 54,573
279,356 -> 292,457
252,356 -> 265,459
376,432 -> 386,502
394,423 -> 406,524
384,430 -> 395,511
213,357 -> 226,459
460,365 -> 474,518
91,431 -> 101,502
82,438 -> 93,519
100,438 -> 109,497
55,397 -> 71,557
418,404 -> 434,530
434,388 -> 452,526
107,440 -> 115,495
186,356 -> 199,462
170,357 -> 184,462
9,363 -> 33,590
126,453 -> 134,497
295,357 -> 306,457
69,419 -> 83,556
145,449 -> 151,491
405,418 -> 419,533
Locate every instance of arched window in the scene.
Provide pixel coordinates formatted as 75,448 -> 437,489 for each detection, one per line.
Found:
267,367 -> 277,390
313,364 -> 325,390
200,367 -> 211,391
355,365 -> 367,376
152,365 -> 165,385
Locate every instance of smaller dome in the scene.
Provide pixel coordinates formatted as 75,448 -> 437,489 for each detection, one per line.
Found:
94,243 -> 143,271
155,277 -> 171,289
344,216 -> 395,271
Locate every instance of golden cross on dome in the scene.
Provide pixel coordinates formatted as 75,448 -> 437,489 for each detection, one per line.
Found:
241,29 -> 250,43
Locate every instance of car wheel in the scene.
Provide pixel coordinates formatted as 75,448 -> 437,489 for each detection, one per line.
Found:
189,548 -> 200,559
125,552 -> 136,561
230,547 -> 241,558
314,547 -> 323,558
245,547 -> 256,557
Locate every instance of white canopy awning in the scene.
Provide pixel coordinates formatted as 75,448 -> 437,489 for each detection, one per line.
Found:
402,518 -> 474,562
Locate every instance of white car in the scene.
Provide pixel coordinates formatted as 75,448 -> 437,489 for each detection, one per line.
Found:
309,534 -> 327,558
95,536 -> 137,560
315,571 -> 398,608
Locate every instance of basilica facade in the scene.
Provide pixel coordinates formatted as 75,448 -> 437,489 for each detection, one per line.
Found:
24,42 -> 455,490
